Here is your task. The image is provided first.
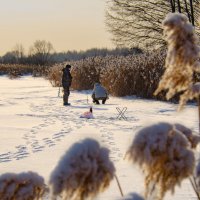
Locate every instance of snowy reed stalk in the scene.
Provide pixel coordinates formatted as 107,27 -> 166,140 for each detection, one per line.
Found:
174,123 -> 200,199
0,171 -> 46,200
49,138 -> 116,200
114,174 -> 124,197
194,161 -> 200,199
153,12 -> 200,199
126,122 -> 195,200
174,123 -> 200,148
184,82 -> 200,133
189,176 -> 200,200
154,13 -> 200,110
180,82 -> 200,133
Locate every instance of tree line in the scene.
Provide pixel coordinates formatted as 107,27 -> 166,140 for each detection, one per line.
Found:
0,40 -> 142,65
106,0 -> 200,50
1,1 -> 199,66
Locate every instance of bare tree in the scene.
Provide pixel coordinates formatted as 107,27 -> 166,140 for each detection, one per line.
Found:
106,0 -> 200,50
12,43 -> 25,63
29,40 -> 54,65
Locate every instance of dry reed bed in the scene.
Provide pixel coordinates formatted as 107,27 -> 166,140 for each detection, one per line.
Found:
48,50 -> 168,100
3,49 -> 200,101
0,64 -> 50,78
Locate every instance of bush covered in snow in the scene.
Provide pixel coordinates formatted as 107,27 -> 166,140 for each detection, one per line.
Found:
49,138 -> 115,200
0,171 -> 46,200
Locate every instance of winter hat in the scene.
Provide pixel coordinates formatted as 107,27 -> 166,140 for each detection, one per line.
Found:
65,64 -> 71,69
94,83 -> 100,87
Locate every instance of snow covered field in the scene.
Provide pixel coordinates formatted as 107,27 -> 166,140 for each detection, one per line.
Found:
0,76 -> 199,200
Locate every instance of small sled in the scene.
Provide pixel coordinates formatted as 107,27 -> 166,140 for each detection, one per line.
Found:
80,107 -> 94,119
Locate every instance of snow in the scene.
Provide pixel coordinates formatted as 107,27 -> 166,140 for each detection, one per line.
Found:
0,75 -> 198,200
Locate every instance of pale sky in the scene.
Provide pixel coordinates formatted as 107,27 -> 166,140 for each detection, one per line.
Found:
0,0 -> 114,56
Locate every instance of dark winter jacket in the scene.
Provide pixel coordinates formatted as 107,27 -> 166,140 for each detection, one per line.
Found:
62,68 -> 72,88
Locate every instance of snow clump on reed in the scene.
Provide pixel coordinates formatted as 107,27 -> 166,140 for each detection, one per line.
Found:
126,122 -> 195,200
0,171 -> 46,200
49,138 -> 115,200
154,13 -> 200,110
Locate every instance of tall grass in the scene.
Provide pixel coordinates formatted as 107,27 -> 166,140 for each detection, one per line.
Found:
47,50 -> 167,100
0,64 -> 50,78
71,57 -> 105,90
100,52 -> 165,97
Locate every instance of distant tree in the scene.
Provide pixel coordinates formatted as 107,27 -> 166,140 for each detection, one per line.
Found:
29,40 -> 54,65
12,43 -> 25,63
51,47 -> 142,63
105,0 -> 200,50
1,51 -> 17,64
0,45 -> 142,64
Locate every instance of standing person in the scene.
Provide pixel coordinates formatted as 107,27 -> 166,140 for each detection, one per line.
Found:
62,64 -> 72,106
92,83 -> 109,104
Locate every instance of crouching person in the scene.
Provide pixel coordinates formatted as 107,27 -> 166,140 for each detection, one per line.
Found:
92,83 -> 108,104
62,64 -> 72,106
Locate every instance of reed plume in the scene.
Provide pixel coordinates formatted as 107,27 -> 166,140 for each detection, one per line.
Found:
49,138 -> 115,200
154,13 -> 200,110
0,171 -> 46,200
126,122 -> 195,200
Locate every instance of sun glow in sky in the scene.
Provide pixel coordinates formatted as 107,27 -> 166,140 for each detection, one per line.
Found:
0,0 -> 114,55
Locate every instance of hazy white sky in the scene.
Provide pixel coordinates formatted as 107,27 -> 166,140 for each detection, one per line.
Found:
0,0 -> 114,55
